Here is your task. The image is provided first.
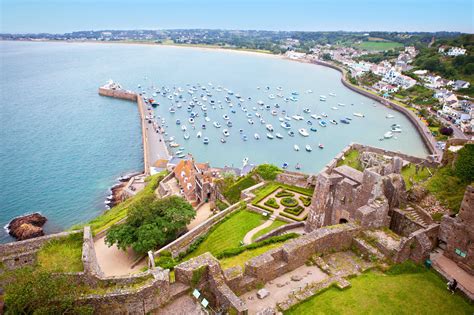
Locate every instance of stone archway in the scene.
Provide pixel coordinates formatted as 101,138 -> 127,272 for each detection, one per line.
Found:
339,218 -> 349,224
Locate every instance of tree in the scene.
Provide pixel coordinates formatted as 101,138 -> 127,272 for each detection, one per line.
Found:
322,53 -> 332,61
454,144 -> 474,182
254,164 -> 282,180
439,126 -> 454,136
106,196 -> 195,254
1,267 -> 92,314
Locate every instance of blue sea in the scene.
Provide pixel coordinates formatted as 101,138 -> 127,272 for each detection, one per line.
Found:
0,41 -> 428,243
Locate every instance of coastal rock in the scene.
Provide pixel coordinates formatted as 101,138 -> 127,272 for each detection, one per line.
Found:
8,213 -> 47,241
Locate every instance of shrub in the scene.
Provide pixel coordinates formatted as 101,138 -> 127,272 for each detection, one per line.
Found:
454,144 -> 474,182
431,212 -> 444,222
2,267 -> 93,314
254,164 -> 282,180
155,255 -> 178,270
284,206 -> 304,216
264,198 -> 280,209
223,175 -> 258,204
216,199 -> 229,211
299,196 -> 312,207
280,197 -> 298,207
276,190 -> 295,198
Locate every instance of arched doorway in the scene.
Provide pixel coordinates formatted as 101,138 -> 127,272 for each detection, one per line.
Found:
339,218 -> 348,224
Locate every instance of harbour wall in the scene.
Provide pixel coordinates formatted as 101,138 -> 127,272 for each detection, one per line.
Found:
311,59 -> 440,159
98,87 -> 150,175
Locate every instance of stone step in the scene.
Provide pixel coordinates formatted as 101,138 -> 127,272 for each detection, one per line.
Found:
169,282 -> 191,300
352,237 -> 385,262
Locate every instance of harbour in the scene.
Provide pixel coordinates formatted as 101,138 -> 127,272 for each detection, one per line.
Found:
0,41 -> 429,241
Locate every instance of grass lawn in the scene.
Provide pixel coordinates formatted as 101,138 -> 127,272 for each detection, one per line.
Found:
72,172 -> 167,234
219,242 -> 287,270
185,210 -> 265,259
36,232 -> 84,273
401,164 -> 433,190
251,219 -> 287,241
336,149 -> 362,171
424,166 -> 469,213
285,269 -> 473,315
355,41 -> 403,51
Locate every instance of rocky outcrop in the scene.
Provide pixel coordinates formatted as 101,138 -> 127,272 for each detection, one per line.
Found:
7,213 -> 47,241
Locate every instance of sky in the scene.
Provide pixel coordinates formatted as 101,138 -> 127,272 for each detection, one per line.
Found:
0,0 -> 473,34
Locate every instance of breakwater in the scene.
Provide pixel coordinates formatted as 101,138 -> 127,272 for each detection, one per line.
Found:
310,59 -> 441,160
98,83 -> 153,175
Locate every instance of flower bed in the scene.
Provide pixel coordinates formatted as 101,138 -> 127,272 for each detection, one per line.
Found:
280,197 -> 298,207
299,196 -> 312,207
283,206 -> 304,216
264,197 -> 280,209
276,190 -> 295,198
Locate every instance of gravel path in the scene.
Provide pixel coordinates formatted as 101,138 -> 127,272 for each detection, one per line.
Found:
243,218 -> 275,245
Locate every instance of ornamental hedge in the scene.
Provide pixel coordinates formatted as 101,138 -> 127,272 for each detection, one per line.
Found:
280,197 -> 298,207
276,190 -> 295,198
299,196 -> 312,207
264,198 -> 280,209
283,206 -> 304,216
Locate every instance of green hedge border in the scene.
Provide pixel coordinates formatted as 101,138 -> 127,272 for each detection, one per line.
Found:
283,205 -> 304,216
280,197 -> 298,207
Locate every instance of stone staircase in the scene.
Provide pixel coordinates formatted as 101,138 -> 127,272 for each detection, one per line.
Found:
352,236 -> 386,262
405,207 -> 429,226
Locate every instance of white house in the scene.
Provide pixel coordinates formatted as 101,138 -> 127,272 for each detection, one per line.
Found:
447,47 -> 466,56
453,80 -> 470,91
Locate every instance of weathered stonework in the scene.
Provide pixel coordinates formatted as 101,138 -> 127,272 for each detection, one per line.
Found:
439,186 -> 474,275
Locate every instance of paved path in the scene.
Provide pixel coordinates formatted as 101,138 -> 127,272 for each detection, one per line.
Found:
243,218 -> 275,245
240,264 -> 328,314
138,96 -> 171,173
187,203 -> 213,230
94,236 -> 146,276
431,250 -> 474,299
154,295 -> 205,315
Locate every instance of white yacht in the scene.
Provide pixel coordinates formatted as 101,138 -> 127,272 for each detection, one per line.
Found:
305,145 -> 312,152
254,133 -> 260,140
298,128 -> 309,137
292,115 -> 304,121
266,124 -> 274,132
223,129 -> 230,137
353,113 -> 365,117
266,133 -> 274,139
320,95 -> 327,101
213,121 -> 222,128
294,144 -> 300,151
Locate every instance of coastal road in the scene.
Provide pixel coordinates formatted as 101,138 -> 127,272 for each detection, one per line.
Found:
138,96 -> 170,173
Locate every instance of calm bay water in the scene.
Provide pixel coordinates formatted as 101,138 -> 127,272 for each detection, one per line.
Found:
0,41 -> 428,242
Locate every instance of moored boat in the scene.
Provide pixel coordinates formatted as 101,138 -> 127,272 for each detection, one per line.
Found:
298,128 -> 309,137
294,144 -> 300,151
305,145 -> 312,152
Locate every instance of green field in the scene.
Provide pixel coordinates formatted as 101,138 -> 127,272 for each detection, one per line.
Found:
219,241 -> 287,270
286,269 -> 473,315
185,210 -> 265,259
355,41 -> 403,51
401,164 -> 433,190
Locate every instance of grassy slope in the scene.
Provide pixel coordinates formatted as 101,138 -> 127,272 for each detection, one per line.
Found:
424,166 -> 470,212
219,242 -> 287,270
285,270 -> 473,315
401,164 -> 433,190
251,219 -> 287,241
73,172 -> 167,234
356,41 -> 403,51
185,210 -> 264,259
336,149 -> 362,171
36,233 -> 84,273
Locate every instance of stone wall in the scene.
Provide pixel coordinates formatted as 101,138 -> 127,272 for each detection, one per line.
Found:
98,87 -> 137,101
394,224 -> 439,263
82,226 -> 104,280
253,222 -> 305,243
225,223 -> 360,294
78,268 -> 171,314
276,171 -> 314,188
174,253 -> 247,314
439,186 -> 474,275
390,208 -> 424,237
155,201 -> 247,258
0,230 -> 82,271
